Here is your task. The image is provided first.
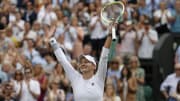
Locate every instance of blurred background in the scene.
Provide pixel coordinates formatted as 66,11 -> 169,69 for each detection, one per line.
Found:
0,0 -> 180,101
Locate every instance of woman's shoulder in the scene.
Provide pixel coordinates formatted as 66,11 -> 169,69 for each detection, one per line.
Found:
137,67 -> 144,72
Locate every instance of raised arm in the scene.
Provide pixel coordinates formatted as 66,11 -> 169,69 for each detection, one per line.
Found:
49,38 -> 79,82
96,25 -> 113,82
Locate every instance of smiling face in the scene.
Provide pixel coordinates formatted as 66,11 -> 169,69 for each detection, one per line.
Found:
79,57 -> 96,74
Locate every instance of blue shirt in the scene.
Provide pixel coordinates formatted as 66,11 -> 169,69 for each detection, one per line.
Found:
0,70 -> 8,83
138,6 -> 152,18
171,10 -> 180,33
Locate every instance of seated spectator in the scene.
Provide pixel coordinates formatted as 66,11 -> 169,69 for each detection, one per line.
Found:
107,56 -> 122,92
12,70 -> 23,93
129,55 -> 145,101
1,61 -> 12,82
49,64 -> 65,85
0,82 -> 16,101
33,64 -> 48,101
117,67 -> 137,101
45,79 -> 65,101
160,63 -> 180,100
103,82 -> 121,101
170,80 -> 180,101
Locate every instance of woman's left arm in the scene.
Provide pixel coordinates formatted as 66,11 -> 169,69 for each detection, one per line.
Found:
96,25 -> 113,81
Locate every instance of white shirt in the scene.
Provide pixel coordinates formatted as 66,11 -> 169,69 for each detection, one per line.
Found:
37,10 -> 57,25
14,79 -> 40,101
160,73 -> 180,95
153,9 -> 172,25
137,29 -> 158,59
176,46 -> 180,63
120,30 -> 136,55
12,20 -> 25,41
90,16 -> 107,39
54,47 -> 109,101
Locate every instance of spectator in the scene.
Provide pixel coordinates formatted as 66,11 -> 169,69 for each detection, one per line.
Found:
1,61 -> 12,82
103,83 -> 121,101
43,55 -> 57,74
137,0 -> 152,18
107,56 -> 122,92
175,45 -> 180,64
33,64 -> 48,101
119,20 -> 138,57
0,15 -> 8,29
0,82 -> 16,101
12,70 -> 23,87
14,68 -> 40,101
160,63 -> 180,100
129,55 -> 145,101
171,80 -> 180,101
117,67 -> 137,101
12,70 -> 23,100
26,21 -> 43,41
11,12 -> 25,39
37,3 -> 57,25
83,43 -> 93,55
54,16 -> 77,60
49,63 -> 65,85
23,39 -> 41,62
71,16 -> 84,59
153,1 -> 173,35
0,66 -> 8,83
22,2 -> 37,25
45,79 -> 65,101
55,8 -> 64,28
137,19 -> 158,60
170,0 -> 180,33
89,6 -> 107,59
61,0 -> 71,17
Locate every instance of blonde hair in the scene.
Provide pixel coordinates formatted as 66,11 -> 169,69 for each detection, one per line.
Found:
129,55 -> 141,67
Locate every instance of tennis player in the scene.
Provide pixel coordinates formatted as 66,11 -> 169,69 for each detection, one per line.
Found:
49,25 -> 114,101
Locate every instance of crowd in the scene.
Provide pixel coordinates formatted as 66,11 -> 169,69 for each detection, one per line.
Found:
0,0 -> 180,101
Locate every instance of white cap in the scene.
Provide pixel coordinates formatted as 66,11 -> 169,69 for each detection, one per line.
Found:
80,55 -> 96,66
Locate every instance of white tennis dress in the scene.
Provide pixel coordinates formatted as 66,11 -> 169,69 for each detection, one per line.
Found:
53,44 -> 109,101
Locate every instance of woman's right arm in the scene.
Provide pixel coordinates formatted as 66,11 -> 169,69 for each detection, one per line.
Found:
50,38 -> 79,82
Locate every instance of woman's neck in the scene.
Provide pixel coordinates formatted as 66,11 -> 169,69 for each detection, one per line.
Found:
82,71 -> 94,80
